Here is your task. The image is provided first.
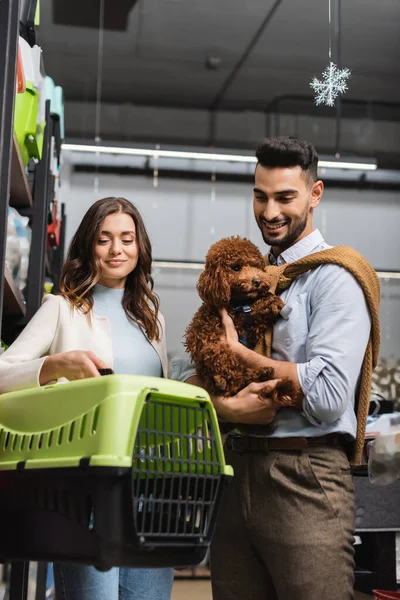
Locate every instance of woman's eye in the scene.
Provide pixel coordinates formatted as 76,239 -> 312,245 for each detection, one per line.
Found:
122,239 -> 134,244
97,239 -> 108,245
231,265 -> 241,272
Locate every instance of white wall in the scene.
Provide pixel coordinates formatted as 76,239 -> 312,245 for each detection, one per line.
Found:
60,167 -> 400,359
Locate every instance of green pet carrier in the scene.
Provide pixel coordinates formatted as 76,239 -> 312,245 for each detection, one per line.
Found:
0,375 -> 233,570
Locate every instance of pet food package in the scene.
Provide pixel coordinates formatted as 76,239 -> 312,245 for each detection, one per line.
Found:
5,207 -> 31,292
368,413 -> 400,485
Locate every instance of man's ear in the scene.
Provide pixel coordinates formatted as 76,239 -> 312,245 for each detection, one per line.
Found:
310,180 -> 324,209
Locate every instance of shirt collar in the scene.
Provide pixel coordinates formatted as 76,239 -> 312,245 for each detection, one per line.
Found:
268,229 -> 324,266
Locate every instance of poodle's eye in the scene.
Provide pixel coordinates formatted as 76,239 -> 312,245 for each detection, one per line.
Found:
231,264 -> 241,272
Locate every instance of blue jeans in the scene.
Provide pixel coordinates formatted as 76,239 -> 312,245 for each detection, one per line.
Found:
53,565 -> 174,600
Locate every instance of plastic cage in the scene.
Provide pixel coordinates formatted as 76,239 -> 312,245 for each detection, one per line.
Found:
0,375 -> 233,569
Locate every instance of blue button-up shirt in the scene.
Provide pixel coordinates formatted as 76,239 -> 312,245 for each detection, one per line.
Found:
269,229 -> 371,439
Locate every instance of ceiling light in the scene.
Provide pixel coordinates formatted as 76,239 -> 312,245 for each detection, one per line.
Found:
153,261 -> 204,270
376,271 -> 400,280
318,158 -> 377,171
62,144 -> 256,163
62,143 -> 378,171
152,261 -> 399,279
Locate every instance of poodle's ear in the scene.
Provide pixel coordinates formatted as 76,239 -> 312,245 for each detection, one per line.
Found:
197,266 -> 231,307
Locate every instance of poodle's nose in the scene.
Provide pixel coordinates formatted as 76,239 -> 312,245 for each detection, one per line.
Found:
252,279 -> 261,288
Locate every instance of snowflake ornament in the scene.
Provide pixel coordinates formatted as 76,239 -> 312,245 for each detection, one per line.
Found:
310,62 -> 351,107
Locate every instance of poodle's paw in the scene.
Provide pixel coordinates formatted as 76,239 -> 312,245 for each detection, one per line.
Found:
273,378 -> 299,406
258,384 -> 278,402
275,394 -> 295,406
265,294 -> 285,313
214,375 -> 228,391
258,367 -> 275,382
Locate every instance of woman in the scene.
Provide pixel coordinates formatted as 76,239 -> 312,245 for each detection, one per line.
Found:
0,197 -> 176,600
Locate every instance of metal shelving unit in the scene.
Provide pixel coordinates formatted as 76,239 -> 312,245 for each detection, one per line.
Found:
0,0 -> 20,341
0,1 -> 64,598
0,12 -> 64,344
25,100 -> 53,321
3,267 -> 26,318
10,135 -> 33,209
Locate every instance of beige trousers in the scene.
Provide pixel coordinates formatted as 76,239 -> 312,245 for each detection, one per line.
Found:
211,444 -> 355,600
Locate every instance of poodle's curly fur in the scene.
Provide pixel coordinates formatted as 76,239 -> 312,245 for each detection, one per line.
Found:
185,236 -> 296,405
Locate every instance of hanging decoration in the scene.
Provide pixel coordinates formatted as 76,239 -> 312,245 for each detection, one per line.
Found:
94,0 -> 105,144
153,145 -> 160,188
311,62 -> 350,107
310,0 -> 350,107
209,161 -> 217,240
93,0 -> 105,198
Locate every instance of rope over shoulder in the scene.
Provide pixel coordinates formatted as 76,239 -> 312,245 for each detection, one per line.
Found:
258,245 -> 380,465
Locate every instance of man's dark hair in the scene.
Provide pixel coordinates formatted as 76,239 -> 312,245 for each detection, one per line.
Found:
255,136 -> 319,183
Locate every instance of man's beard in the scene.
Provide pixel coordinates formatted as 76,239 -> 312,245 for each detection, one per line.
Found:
260,208 -> 309,249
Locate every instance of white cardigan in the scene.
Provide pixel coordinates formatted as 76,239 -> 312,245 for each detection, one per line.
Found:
0,294 -> 168,394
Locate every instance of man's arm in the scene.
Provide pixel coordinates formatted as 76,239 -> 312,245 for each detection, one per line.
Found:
219,311 -> 302,397
185,375 -> 280,425
219,338 -> 301,392
221,265 -> 371,424
172,358 -> 281,424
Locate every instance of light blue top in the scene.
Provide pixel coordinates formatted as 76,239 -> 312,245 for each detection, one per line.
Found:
93,284 -> 162,377
268,229 -> 371,439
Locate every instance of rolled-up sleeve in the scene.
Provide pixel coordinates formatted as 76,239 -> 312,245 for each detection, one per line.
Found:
170,356 -> 197,382
297,266 -> 371,425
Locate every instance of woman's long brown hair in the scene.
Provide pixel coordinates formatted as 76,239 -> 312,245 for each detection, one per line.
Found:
59,197 -> 160,341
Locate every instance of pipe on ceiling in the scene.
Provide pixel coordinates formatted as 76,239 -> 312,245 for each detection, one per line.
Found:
208,0 -> 284,143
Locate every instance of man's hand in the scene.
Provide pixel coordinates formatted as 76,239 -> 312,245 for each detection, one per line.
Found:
219,307 -> 249,359
212,380 -> 284,425
219,310 -> 303,406
219,307 -> 239,345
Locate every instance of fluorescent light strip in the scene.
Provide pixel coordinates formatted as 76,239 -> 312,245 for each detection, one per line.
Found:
154,261 -> 400,279
153,261 -> 204,270
377,271 -> 400,280
62,143 -> 256,164
62,143 -> 377,171
319,160 -> 376,171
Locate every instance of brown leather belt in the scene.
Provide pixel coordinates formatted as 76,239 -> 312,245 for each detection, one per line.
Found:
226,433 -> 347,453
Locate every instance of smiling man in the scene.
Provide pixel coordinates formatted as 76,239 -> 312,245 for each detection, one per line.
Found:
209,137 -> 377,600
253,146 -> 322,251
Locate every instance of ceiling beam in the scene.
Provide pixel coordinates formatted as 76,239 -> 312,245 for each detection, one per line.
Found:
208,0 -> 284,113
52,0 -> 138,31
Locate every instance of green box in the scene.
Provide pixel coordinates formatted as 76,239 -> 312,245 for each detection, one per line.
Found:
0,374 -> 232,476
0,376 -> 232,568
14,82 -> 40,166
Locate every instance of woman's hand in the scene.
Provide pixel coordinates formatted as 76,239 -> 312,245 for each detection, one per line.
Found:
39,351 -> 108,385
212,380 -> 283,425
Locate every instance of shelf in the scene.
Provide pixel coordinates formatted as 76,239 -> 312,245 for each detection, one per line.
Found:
3,267 -> 26,317
10,134 -> 32,208
174,566 -> 210,580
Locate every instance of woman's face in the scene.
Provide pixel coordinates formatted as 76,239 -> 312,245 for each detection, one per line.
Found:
94,212 -> 139,289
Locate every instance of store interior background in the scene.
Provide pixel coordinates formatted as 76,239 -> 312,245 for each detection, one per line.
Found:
61,170 -> 400,365
42,0 -> 400,369
19,0 -> 400,597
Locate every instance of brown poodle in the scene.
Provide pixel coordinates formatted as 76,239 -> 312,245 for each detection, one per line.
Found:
185,236 -> 296,408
